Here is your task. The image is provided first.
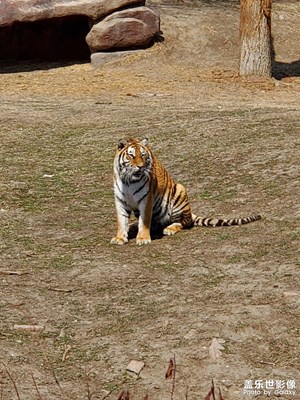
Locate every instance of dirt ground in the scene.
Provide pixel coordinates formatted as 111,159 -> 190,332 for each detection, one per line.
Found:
0,1 -> 299,399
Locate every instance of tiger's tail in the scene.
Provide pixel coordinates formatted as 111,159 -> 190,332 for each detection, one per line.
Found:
192,214 -> 261,227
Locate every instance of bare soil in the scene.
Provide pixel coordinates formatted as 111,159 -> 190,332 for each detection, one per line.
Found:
0,1 -> 299,399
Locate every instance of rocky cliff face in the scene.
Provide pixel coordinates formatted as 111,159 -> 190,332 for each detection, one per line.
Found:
0,0 -> 145,26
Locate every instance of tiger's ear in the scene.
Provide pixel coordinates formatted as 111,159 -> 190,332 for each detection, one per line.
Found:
141,138 -> 149,147
118,139 -> 127,150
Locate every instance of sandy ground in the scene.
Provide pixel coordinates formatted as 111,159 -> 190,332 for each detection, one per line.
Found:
0,1 -> 299,399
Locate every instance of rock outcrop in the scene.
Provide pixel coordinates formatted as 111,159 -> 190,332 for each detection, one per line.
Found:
0,0 -> 145,27
0,0 -> 160,61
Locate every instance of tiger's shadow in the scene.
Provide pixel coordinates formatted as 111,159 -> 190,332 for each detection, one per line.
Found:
128,222 -> 165,241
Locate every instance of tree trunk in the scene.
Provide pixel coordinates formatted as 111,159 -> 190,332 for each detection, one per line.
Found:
239,0 -> 272,77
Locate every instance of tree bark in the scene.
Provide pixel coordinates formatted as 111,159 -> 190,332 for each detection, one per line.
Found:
239,0 -> 272,77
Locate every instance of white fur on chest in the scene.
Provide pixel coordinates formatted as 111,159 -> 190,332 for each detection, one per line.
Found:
115,177 -> 149,211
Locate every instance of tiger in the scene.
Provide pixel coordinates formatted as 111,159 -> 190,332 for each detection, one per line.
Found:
111,138 -> 261,245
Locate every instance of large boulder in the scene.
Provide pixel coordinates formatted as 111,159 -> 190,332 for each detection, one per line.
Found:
105,6 -> 160,36
86,6 -> 160,52
0,0 -> 145,27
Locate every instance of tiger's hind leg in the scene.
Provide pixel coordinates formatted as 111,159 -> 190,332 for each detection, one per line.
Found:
163,222 -> 184,236
163,183 -> 193,236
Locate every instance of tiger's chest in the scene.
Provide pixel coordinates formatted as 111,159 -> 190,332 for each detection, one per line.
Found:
116,177 -> 150,210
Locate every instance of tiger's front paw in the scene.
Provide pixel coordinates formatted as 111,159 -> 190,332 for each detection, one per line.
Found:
136,235 -> 151,245
110,236 -> 128,245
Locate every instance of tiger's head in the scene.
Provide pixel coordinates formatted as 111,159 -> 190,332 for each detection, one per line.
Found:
115,138 -> 152,184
